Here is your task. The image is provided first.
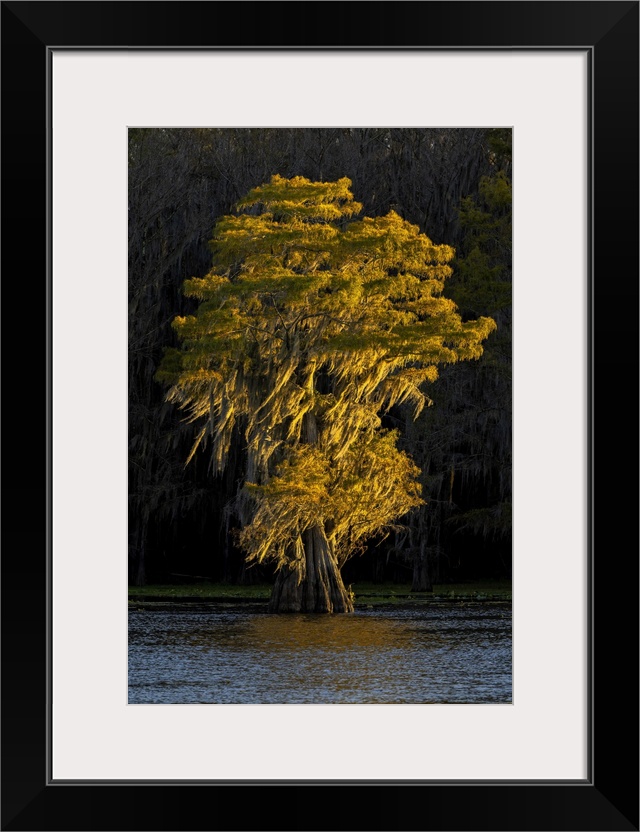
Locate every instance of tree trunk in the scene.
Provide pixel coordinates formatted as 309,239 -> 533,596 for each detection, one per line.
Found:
411,540 -> 433,592
128,523 -> 147,586
134,540 -> 146,587
269,525 -> 354,613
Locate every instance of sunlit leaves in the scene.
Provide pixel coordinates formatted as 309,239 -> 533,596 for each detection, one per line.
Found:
236,174 -> 363,221
240,432 -> 424,569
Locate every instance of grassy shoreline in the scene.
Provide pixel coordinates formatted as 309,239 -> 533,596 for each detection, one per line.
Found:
129,579 -> 511,606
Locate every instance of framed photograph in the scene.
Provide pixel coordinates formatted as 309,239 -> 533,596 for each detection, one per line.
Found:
2,2 -> 638,830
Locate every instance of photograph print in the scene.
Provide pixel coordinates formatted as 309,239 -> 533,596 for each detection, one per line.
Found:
128,127 -> 512,705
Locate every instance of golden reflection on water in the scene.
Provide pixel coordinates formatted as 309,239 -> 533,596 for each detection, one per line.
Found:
179,609 -> 445,653
245,611 -> 443,650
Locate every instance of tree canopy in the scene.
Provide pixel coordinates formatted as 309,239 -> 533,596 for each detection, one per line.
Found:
157,175 -> 496,612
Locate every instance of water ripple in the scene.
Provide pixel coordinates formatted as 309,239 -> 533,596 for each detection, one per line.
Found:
128,604 -> 512,704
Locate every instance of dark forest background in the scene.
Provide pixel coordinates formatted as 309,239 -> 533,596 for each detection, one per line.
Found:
128,127 -> 512,589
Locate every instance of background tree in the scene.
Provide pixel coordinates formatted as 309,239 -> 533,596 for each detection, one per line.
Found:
399,133 -> 512,590
157,176 -> 496,612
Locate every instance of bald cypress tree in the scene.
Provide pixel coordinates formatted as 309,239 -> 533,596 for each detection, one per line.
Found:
157,175 -> 496,612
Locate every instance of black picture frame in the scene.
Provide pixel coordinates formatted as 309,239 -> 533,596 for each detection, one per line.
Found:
2,2 -> 638,830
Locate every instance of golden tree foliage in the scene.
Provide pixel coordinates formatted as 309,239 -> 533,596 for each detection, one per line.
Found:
240,431 -> 422,570
157,175 -> 496,575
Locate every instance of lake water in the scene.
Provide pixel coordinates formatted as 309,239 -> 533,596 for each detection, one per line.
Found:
128,602 -> 512,704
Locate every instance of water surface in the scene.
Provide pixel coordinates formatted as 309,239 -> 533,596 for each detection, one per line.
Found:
128,603 -> 511,704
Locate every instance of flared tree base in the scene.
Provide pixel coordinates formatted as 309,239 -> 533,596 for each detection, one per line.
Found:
269,526 -> 354,613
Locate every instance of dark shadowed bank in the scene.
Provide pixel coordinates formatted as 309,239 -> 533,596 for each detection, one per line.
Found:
128,579 -> 512,607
